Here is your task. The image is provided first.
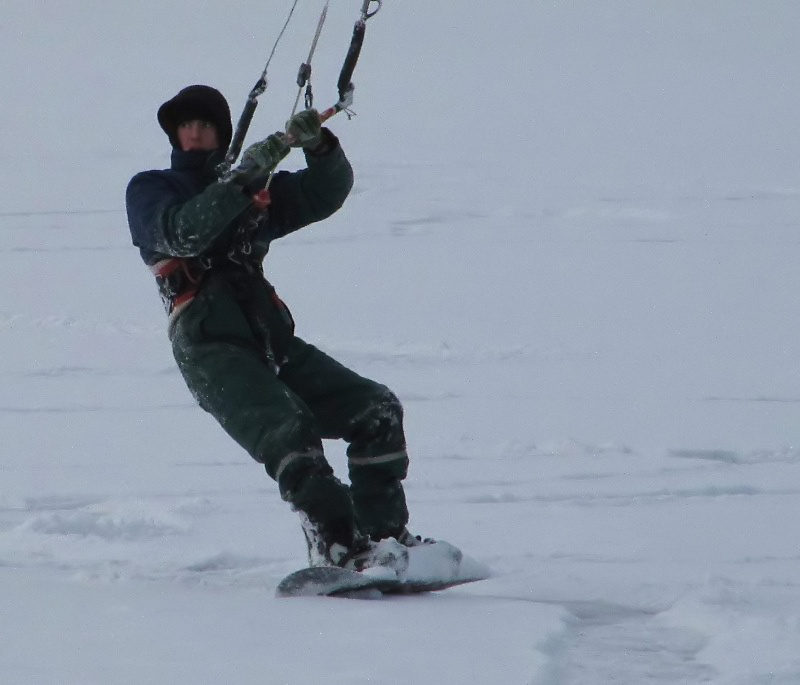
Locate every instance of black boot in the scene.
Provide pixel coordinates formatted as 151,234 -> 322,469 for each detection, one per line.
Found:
349,468 -> 410,542
282,468 -> 359,566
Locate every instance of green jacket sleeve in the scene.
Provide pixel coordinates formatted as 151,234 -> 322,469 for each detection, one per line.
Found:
127,173 -> 253,259
267,130 -> 354,239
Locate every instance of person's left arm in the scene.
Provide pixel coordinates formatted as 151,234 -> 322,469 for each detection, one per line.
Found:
267,126 -> 355,238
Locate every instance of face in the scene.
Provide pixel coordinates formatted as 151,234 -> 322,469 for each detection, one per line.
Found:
177,119 -> 219,151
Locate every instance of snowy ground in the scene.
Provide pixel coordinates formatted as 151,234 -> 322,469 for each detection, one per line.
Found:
3,1 -> 800,683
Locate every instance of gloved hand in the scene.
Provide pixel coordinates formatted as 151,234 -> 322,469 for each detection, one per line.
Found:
241,132 -> 290,170
229,132 -> 290,191
285,109 -> 323,150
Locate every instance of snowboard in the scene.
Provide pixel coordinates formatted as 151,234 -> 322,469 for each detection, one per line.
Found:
275,540 -> 491,598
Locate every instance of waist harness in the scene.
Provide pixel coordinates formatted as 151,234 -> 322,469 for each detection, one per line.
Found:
150,257 -> 207,323
150,192 -> 272,323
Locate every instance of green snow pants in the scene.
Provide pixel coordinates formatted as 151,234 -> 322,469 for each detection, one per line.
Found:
169,267 -> 409,543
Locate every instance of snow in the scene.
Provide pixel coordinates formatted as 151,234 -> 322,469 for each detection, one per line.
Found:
2,0 -> 800,682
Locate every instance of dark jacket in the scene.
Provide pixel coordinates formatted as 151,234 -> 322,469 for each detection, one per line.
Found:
125,131 -> 354,364
125,129 -> 354,267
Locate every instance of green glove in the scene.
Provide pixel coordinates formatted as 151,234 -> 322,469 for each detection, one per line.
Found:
241,132 -> 290,169
229,132 -> 290,191
285,109 -> 323,149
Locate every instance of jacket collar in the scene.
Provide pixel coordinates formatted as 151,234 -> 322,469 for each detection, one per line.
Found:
170,148 -> 224,180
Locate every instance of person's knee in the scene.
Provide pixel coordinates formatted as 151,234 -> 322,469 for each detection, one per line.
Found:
350,386 -> 405,443
375,387 -> 403,424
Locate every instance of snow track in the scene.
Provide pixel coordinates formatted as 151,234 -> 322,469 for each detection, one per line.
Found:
545,601 -> 714,684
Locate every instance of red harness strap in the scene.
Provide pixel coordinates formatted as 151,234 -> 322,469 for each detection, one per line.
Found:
149,258 -> 205,321
252,189 -> 271,211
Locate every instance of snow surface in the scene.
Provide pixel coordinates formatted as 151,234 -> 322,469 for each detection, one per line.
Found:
3,1 -> 800,683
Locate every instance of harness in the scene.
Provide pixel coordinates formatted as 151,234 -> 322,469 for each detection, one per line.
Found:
149,256 -> 207,322
151,188 -> 272,324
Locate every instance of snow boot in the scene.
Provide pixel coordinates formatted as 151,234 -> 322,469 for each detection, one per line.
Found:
299,513 -> 409,576
395,528 -> 435,547
343,536 -> 409,576
287,470 -> 360,567
297,509 -> 354,567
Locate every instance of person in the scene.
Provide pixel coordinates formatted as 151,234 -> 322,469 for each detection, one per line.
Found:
126,84 -> 426,570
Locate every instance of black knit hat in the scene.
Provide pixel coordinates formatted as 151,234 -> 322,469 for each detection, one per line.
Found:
157,85 -> 232,150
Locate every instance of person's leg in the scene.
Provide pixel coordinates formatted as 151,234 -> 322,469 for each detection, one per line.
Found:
278,337 -> 410,541
170,298 -> 358,563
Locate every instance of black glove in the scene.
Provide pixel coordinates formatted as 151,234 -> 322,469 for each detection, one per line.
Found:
285,109 -> 323,150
